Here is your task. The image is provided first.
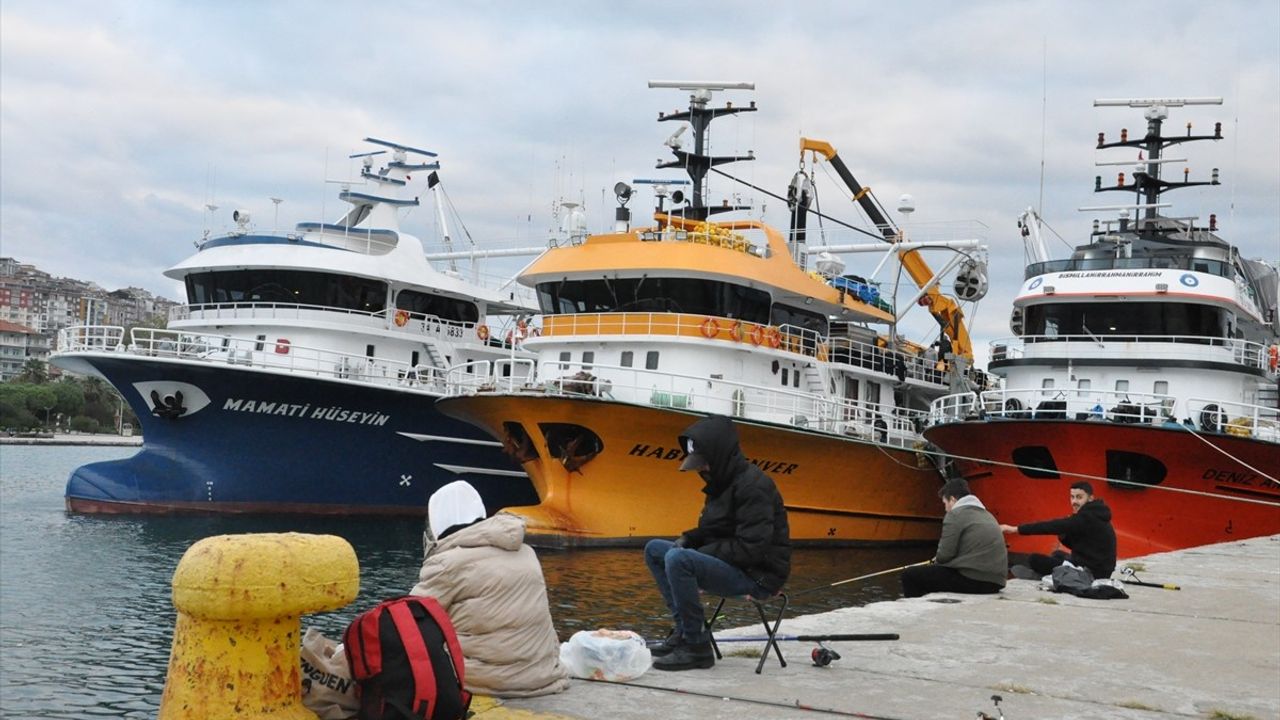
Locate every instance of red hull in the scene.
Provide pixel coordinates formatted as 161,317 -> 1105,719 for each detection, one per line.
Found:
924,420 -> 1280,558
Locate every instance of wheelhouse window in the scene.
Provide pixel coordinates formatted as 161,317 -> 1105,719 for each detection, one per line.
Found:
536,277 -> 770,322
395,290 -> 479,324
1024,302 -> 1227,338
185,270 -> 386,313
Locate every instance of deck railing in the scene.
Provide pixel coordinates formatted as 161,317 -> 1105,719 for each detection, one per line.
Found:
927,386 -> 1279,442
990,335 -> 1277,377
444,358 -> 930,450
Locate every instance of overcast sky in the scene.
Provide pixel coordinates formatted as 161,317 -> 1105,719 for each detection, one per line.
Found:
2,1 -> 1277,357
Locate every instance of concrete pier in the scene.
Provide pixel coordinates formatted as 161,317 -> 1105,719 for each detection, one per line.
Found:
480,535 -> 1280,719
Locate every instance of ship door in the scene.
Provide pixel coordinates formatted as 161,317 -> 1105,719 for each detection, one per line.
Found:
843,377 -> 860,422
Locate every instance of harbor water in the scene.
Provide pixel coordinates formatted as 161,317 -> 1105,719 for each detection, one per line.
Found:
0,445 -> 930,719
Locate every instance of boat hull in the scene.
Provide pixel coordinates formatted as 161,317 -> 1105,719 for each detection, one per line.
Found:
924,419 -> 1280,557
56,353 -> 539,515
435,394 -> 943,546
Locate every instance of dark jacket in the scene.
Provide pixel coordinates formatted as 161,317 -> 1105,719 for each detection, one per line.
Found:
1018,499 -> 1117,578
677,416 -> 792,594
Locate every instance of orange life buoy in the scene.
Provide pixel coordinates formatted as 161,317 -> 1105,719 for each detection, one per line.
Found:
765,327 -> 782,349
476,324 -> 490,342
1269,344 -> 1279,372
730,320 -> 744,342
394,309 -> 410,327
749,325 -> 764,346
700,318 -> 720,338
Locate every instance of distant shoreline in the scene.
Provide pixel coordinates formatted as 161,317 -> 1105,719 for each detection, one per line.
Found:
0,434 -> 142,447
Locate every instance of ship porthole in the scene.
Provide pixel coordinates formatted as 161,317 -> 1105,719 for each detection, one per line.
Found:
1011,446 -> 1059,479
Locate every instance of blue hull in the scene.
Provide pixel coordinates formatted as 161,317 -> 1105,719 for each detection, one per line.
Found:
65,356 -> 537,515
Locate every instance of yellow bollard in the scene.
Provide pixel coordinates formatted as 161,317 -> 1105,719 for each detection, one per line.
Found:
158,532 -> 360,720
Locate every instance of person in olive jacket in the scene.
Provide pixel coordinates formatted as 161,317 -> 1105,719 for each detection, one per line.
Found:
1000,481 -> 1117,578
643,415 -> 792,671
901,478 -> 1008,598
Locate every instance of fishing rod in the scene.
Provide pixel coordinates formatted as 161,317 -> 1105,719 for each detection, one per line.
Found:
577,676 -> 913,719
791,560 -> 932,597
711,632 -> 899,643
1119,567 -> 1181,590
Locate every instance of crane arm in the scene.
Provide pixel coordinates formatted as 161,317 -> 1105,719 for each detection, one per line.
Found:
800,137 -> 973,360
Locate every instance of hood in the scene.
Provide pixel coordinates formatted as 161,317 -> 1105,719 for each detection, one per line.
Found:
952,494 -> 987,511
428,480 -> 486,540
678,415 -> 748,496
1079,498 -> 1112,522
428,512 -> 526,556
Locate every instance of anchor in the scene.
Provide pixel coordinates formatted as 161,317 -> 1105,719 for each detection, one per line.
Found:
149,390 -> 187,419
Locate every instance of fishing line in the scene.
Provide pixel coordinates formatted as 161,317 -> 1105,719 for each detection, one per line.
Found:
576,677 -> 912,719
790,561 -> 932,598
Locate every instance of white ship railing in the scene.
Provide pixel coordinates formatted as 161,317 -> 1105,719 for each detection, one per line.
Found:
54,325 -> 530,392
927,387 -> 1279,443
990,335 -> 1277,377
443,358 -> 929,450
197,228 -> 400,256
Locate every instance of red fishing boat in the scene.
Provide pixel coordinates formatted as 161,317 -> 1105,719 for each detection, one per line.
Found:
924,97 -> 1280,558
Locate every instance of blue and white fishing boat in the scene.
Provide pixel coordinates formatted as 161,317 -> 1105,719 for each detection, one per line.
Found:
52,139 -> 541,515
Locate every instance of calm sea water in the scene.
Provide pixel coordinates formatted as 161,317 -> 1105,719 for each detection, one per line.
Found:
0,445 -> 929,718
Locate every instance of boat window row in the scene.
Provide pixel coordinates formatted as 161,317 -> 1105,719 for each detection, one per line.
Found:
535,277 -> 829,335
1024,302 -> 1229,339
395,290 -> 479,324
558,349 -> 660,371
1024,256 -> 1230,279
185,270 -> 386,313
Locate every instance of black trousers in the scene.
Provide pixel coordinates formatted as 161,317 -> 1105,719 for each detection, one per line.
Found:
1027,551 -> 1070,576
901,564 -> 1003,598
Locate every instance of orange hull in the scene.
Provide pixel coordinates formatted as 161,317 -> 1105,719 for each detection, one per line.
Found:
437,394 -> 943,546
924,419 -> 1280,558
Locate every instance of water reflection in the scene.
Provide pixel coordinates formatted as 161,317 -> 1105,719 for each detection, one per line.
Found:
1,446 -> 929,718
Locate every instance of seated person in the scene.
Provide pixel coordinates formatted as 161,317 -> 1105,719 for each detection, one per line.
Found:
410,481 -> 568,697
643,415 -> 792,671
1000,481 -> 1117,579
901,479 -> 1007,598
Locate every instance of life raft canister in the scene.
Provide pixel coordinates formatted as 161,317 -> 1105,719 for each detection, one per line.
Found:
274,338 -> 290,354
700,317 -> 720,338
476,324 -> 490,342
1269,344 -> 1279,372
394,309 -> 410,327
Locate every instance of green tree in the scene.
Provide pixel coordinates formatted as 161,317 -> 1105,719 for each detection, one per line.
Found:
51,380 -> 85,418
23,385 -> 58,428
16,359 -> 48,384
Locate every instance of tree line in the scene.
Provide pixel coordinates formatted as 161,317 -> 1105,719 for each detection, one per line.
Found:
1,359 -> 140,434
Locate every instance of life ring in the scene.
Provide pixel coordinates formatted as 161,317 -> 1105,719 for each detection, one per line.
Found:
765,327 -> 782,349
394,309 -> 410,327
749,325 -> 764,346
476,324 -> 490,342
700,318 -> 720,338
730,320 -> 744,342
1269,344 -> 1279,372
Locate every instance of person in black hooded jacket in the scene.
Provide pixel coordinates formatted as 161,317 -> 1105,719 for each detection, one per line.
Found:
1000,481 -> 1117,578
643,415 -> 791,671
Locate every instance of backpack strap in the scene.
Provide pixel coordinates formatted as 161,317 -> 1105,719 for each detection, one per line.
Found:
387,600 -> 437,719
412,597 -> 467,690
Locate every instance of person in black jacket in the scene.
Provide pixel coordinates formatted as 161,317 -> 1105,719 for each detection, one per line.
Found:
999,481 -> 1117,578
643,415 -> 792,671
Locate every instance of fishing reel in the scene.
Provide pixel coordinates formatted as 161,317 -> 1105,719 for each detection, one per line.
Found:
810,641 -> 842,667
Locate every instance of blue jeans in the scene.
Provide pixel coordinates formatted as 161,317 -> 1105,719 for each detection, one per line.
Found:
644,539 -> 764,643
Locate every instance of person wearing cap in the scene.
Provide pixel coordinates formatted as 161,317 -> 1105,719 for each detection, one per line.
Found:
999,481 -> 1117,579
900,478 -> 1007,598
409,480 -> 568,697
643,415 -> 792,671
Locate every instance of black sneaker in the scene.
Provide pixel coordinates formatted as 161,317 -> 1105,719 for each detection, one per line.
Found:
653,640 -> 715,671
647,629 -> 682,658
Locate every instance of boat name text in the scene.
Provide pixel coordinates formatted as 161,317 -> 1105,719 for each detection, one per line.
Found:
1056,270 -> 1163,279
627,443 -> 798,475
1202,468 -> 1280,490
221,398 -> 390,426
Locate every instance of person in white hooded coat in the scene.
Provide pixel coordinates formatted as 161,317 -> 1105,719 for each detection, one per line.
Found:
409,481 -> 568,698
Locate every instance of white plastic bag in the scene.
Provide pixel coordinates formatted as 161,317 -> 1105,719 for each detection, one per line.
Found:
300,627 -> 359,720
558,629 -> 652,681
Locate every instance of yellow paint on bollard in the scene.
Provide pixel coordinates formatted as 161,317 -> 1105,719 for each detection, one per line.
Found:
158,532 -> 359,720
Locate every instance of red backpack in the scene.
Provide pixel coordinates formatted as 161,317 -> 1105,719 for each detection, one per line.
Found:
343,596 -> 471,720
